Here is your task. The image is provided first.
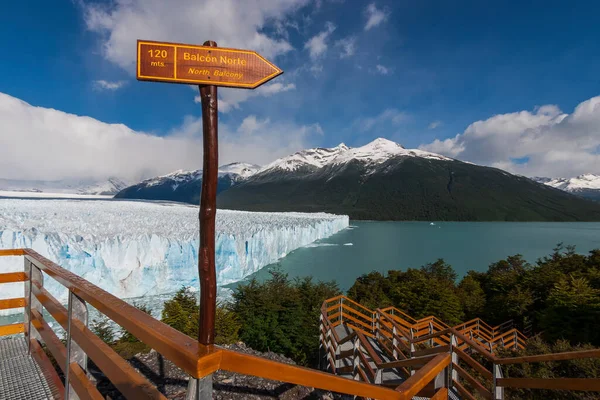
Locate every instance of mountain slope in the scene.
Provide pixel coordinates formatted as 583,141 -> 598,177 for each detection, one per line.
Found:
0,177 -> 128,195
114,162 -> 260,204
218,139 -> 600,221
532,174 -> 600,201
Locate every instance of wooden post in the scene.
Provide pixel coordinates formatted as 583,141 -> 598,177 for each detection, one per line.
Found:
197,40 -> 219,347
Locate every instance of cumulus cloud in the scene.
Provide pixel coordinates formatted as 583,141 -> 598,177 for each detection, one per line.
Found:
81,0 -> 309,70
0,92 -> 317,181
194,82 -> 296,113
420,97 -> 600,177
304,22 -> 336,60
93,80 -> 127,91
364,3 -> 389,31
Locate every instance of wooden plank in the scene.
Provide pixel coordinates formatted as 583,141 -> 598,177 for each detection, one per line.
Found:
395,353 -> 450,399
450,329 -> 497,362
30,309 -> 102,399
496,349 -> 600,364
25,249 -> 202,377
497,378 -> 600,391
412,345 -> 450,357
220,349 -> 402,400
357,366 -> 370,383
0,297 -> 25,310
453,379 -> 477,400
379,354 -> 437,369
453,362 -> 492,399
345,322 -> 375,339
340,296 -> 376,317
34,284 -> 167,400
67,362 -> 104,400
358,332 -> 382,364
358,349 -> 376,382
454,346 -> 493,382
0,271 -> 26,283
430,387 -> 448,400
30,338 -> 65,400
0,323 -> 24,336
0,249 -> 25,256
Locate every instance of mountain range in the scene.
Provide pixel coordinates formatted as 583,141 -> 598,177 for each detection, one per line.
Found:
113,138 -> 600,221
0,177 -> 128,196
113,163 -> 260,204
532,174 -> 600,201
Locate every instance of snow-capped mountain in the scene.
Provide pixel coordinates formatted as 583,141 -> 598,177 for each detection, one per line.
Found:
114,162 -> 260,204
532,174 -> 600,201
0,177 -> 129,196
219,138 -> 600,221
259,138 -> 450,174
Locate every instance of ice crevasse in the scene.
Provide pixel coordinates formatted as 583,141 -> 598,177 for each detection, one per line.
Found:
0,199 -> 349,312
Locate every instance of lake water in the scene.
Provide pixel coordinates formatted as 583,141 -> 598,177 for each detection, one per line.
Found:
231,221 -> 600,292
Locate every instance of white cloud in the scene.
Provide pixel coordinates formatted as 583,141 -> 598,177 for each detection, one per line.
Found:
375,64 -> 391,75
364,3 -> 389,31
0,92 -> 318,181
93,80 -> 127,91
193,82 -> 296,113
81,0 -> 309,70
354,109 -> 408,132
428,121 -> 442,129
335,36 -> 356,58
304,22 -> 336,60
420,96 -> 600,177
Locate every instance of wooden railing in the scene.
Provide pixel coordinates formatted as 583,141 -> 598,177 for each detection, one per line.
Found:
0,248 -> 450,400
321,295 -> 600,399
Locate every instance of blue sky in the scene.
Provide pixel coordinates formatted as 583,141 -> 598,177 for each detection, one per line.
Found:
1,0 -> 599,181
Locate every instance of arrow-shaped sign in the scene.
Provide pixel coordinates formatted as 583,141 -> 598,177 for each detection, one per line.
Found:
136,40 -> 283,89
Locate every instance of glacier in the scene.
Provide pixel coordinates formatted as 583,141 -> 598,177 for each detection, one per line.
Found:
0,199 -> 348,314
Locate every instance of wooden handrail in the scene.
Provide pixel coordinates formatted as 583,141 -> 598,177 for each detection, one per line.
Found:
32,281 -> 167,399
496,349 -> 600,364
395,353 -> 451,399
23,248 -> 206,377
497,378 -> 600,391
0,271 -> 26,283
220,348 -> 403,399
0,297 -> 25,310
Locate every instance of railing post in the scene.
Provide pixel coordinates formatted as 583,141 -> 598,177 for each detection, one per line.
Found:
409,328 -> 416,375
375,311 -> 380,341
429,321 -> 434,347
450,334 -> 458,385
186,377 -> 212,400
65,290 -> 88,400
514,331 -> 518,350
352,336 -> 360,381
25,259 -> 43,352
392,325 -> 399,359
493,363 -> 504,400
339,297 -> 343,324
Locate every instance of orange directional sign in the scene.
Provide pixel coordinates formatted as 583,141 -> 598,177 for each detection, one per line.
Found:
136,40 -> 283,89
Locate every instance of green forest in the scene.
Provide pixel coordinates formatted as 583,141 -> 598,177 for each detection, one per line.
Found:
93,244 -> 600,399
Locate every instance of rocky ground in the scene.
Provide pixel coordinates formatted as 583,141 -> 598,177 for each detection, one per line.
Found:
90,342 -> 342,399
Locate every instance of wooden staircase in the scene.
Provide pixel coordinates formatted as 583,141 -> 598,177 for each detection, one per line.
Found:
320,295 -> 600,399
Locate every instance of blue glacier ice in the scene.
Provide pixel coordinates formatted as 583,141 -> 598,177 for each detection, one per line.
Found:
0,199 -> 348,314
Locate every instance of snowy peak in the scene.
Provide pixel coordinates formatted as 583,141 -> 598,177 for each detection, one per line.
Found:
259,143 -> 350,173
535,174 -> 600,192
218,162 -> 261,178
131,163 -> 260,189
258,138 -> 451,174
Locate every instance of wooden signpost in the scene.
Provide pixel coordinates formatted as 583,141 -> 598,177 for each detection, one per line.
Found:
137,40 -> 282,398
137,39 -> 283,88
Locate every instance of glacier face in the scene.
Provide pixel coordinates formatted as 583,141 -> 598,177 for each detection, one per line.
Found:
0,199 -> 348,313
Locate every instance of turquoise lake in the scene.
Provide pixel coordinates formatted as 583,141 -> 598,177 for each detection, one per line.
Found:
234,221 -> 600,292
